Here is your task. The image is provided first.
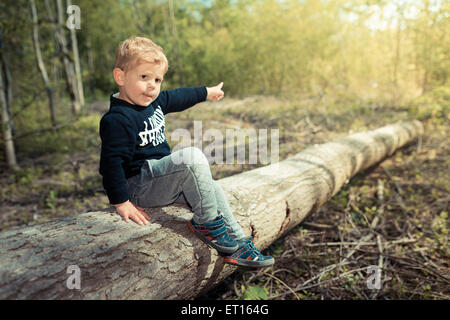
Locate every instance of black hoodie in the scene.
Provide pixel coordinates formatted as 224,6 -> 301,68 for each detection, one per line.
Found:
99,86 -> 207,204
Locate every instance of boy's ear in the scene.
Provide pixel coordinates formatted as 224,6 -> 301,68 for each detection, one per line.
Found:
113,68 -> 125,86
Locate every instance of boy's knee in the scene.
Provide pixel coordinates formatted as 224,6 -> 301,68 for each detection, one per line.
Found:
172,146 -> 205,166
183,146 -> 209,166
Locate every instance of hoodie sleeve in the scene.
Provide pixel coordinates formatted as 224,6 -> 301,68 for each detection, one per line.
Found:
99,113 -> 136,204
157,86 -> 207,115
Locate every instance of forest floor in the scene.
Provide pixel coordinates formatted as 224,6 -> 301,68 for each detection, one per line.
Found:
0,93 -> 448,299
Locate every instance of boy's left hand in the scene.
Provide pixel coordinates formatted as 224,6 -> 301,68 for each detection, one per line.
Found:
206,82 -> 224,101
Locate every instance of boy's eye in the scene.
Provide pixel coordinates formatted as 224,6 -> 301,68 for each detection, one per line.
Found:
155,78 -> 162,83
141,75 -> 147,79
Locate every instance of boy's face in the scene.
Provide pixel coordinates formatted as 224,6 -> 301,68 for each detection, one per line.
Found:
114,62 -> 166,107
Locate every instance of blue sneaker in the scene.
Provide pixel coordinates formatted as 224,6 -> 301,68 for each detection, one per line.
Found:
223,237 -> 275,268
187,215 -> 238,254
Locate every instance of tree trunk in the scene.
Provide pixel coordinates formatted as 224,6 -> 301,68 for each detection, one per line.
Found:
44,0 -> 62,101
85,36 -> 96,100
0,29 -> 14,129
167,0 -> 185,86
0,28 -> 18,170
30,0 -> 57,130
0,54 -> 19,171
1,53 -> 17,150
67,0 -> 85,109
55,0 -> 80,115
0,121 -> 423,299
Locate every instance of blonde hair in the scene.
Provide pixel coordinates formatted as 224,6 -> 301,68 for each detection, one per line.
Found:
114,36 -> 168,73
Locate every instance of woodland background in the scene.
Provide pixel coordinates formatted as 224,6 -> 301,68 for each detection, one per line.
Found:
0,0 -> 448,299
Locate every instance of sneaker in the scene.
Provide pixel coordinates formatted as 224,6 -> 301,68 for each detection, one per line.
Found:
187,215 -> 238,254
223,237 -> 275,268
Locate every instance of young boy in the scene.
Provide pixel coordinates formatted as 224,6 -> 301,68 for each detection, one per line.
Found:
99,36 -> 274,268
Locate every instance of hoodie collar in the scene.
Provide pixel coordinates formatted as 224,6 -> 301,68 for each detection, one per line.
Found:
110,93 -> 152,111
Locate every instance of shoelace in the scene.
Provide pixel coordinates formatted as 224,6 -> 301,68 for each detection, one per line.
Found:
219,230 -> 235,242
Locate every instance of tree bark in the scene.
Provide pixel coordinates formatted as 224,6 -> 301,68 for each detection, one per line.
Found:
67,0 -> 85,109
30,0 -> 57,130
0,54 -> 19,171
55,0 -> 80,115
0,121 -> 423,299
85,36 -> 96,100
167,0 -> 185,86
0,28 -> 19,170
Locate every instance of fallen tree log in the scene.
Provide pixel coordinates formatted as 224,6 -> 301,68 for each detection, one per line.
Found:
0,120 -> 424,299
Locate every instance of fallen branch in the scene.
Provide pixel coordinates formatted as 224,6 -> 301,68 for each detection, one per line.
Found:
304,238 -> 417,247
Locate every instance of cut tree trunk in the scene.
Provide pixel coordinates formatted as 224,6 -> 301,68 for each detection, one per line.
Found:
0,121 -> 423,299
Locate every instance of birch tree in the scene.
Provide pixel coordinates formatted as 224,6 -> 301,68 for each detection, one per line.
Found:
30,0 -> 57,130
55,0 -> 80,115
0,29 -> 18,170
67,0 -> 85,109
0,29 -> 15,139
0,71 -> 17,170
167,0 -> 185,85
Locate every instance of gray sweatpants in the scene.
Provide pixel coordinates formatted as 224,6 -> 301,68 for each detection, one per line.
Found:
126,146 -> 246,241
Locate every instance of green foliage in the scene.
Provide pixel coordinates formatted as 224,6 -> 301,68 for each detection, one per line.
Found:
240,285 -> 269,300
45,190 -> 58,210
2,0 -> 449,108
431,211 -> 449,257
409,86 -> 450,122
0,0 -> 448,166
13,107 -> 101,158
11,167 -> 43,186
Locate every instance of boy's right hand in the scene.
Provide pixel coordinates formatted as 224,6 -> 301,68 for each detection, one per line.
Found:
114,200 -> 150,226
